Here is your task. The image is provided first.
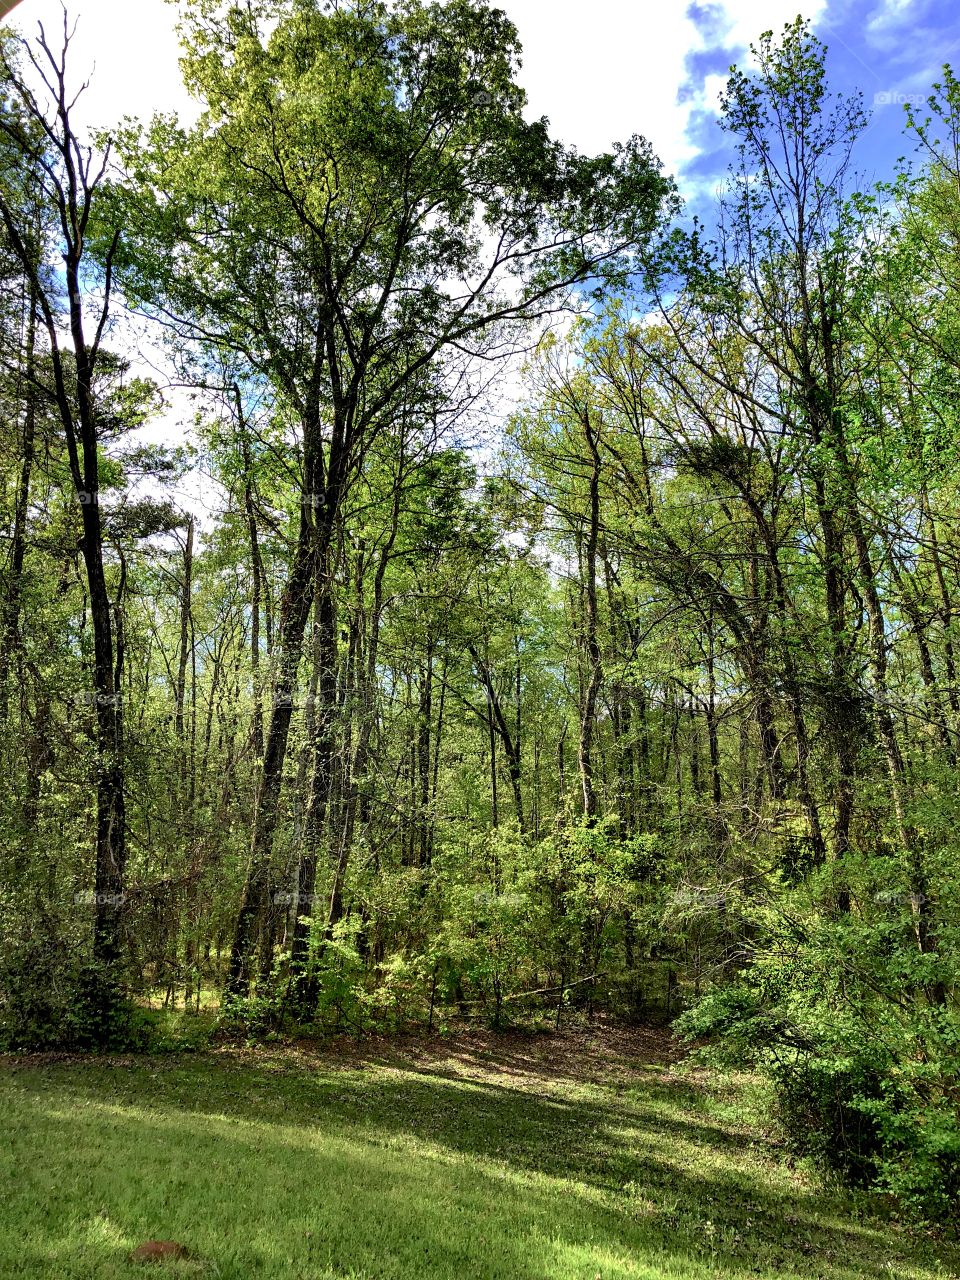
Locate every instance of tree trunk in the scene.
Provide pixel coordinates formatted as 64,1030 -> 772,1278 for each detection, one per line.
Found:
578,410 -> 602,822
0,277 -> 37,719
226,394 -> 323,997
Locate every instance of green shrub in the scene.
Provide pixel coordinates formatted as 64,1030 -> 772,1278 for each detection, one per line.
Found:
677,900 -> 960,1226
0,900 -> 139,1050
772,1053 -> 889,1185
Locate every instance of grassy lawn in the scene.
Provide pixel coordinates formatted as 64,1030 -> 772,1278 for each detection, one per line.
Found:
1,1026 -> 957,1280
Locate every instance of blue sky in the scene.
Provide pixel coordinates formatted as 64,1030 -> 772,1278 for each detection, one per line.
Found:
681,0 -> 960,201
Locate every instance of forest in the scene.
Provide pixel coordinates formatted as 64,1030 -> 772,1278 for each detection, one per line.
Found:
1,0 -> 960,1274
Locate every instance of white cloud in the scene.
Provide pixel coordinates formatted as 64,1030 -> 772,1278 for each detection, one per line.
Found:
866,0 -> 915,39
501,0 -> 705,171
8,0 -> 194,131
720,0 -> 828,50
499,0 -> 828,182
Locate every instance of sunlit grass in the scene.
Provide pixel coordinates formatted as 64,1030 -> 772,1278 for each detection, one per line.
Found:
1,1032 -> 957,1279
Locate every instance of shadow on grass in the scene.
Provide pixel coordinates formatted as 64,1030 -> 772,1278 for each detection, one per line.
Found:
1,1052 -> 956,1280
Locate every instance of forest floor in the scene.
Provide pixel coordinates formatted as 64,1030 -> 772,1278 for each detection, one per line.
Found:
1,1023 -> 958,1280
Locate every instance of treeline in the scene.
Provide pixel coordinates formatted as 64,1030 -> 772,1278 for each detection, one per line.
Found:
1,3 -> 959,1221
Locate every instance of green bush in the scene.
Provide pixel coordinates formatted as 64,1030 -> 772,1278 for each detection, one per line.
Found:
772,1053 -> 889,1185
217,983 -> 288,1039
676,897 -> 960,1226
0,899 -> 139,1050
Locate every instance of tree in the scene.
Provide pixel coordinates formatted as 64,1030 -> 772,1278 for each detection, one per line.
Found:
0,17 -> 128,1000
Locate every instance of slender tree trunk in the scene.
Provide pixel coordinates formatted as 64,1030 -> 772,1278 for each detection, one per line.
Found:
842,466 -> 940,973
288,538 -> 339,1004
227,388 -> 323,997
0,278 -> 37,720
578,410 -> 602,822
470,646 -> 524,831
234,386 -> 266,759
416,643 -> 433,864
174,517 -> 195,791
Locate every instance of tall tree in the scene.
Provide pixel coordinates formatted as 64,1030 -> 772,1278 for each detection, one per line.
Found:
0,19 -> 128,997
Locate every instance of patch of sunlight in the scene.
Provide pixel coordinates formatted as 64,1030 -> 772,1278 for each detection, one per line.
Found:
402,1135 -> 607,1197
79,1214 -> 132,1252
37,1099 -> 352,1154
542,1234 -> 707,1280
